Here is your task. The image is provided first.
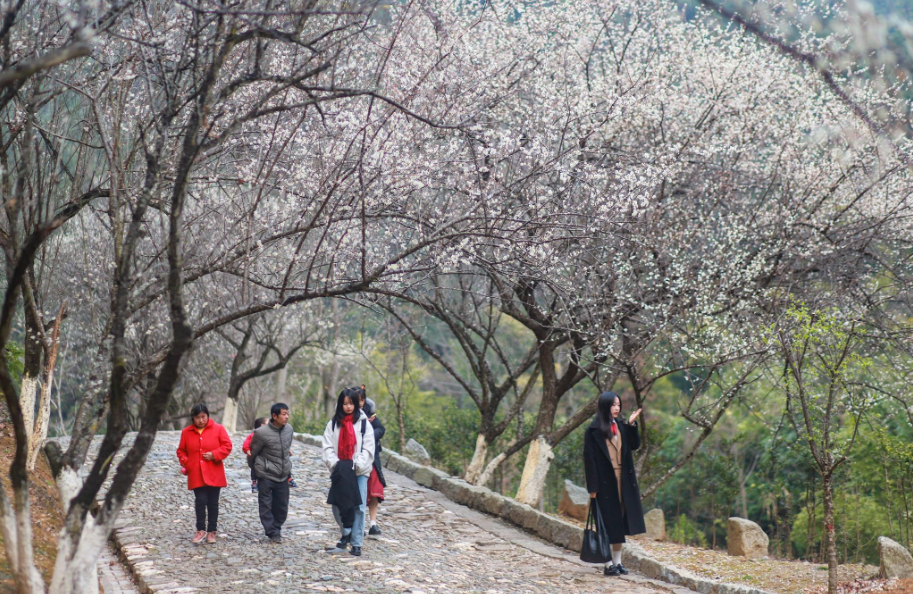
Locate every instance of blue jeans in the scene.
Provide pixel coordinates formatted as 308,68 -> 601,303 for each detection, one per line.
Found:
332,474 -> 368,547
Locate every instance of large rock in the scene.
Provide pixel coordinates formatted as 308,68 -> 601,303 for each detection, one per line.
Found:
404,438 -> 431,465
727,517 -> 769,558
878,536 -> 913,579
557,480 -> 590,522
644,508 -> 666,541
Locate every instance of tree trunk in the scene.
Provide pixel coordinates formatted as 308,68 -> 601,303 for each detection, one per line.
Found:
395,396 -> 406,453
276,367 -> 287,402
515,436 -> 554,507
477,451 -> 507,488
13,485 -> 43,593
18,374 -> 38,453
28,309 -> 64,471
222,395 -> 238,433
465,434 -> 490,485
822,473 -> 838,594
738,463 -> 749,519
48,520 -> 104,594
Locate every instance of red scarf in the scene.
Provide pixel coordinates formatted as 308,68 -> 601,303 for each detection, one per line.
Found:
611,421 -> 618,436
338,415 -> 357,460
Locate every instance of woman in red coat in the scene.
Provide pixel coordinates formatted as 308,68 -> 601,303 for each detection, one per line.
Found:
176,403 -> 233,544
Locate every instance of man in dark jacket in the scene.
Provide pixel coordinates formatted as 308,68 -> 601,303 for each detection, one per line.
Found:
249,402 -> 293,543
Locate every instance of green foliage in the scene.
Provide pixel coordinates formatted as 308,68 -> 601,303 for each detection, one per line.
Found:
4,342 -> 24,387
384,402 -> 480,477
669,514 -> 708,547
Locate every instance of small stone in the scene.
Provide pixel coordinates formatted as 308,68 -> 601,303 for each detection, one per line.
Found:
878,536 -> 913,579
727,517 -> 769,558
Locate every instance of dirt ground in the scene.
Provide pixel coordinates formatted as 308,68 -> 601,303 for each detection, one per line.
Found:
0,422 -> 63,591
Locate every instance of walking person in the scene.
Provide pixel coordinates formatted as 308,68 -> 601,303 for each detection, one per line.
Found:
244,416 -> 299,493
243,417 -> 268,492
248,403 -> 294,544
176,403 -> 233,545
356,386 -> 386,536
323,387 -> 375,556
583,391 -> 645,576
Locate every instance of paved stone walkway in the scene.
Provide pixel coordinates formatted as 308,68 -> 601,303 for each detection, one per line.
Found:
104,431 -> 673,594
99,543 -> 140,594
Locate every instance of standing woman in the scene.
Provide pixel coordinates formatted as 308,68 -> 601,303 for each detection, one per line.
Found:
323,387 -> 375,556
176,403 -> 233,545
356,386 -> 386,536
583,391 -> 645,576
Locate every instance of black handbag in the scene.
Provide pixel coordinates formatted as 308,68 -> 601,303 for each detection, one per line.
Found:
580,500 -> 612,563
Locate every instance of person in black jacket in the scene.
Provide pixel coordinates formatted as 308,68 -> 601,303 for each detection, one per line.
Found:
583,391 -> 645,576
357,386 -> 386,536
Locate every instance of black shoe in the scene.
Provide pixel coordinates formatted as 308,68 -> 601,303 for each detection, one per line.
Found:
350,546 -> 362,556
368,525 -> 381,536
603,564 -> 620,577
330,534 -> 350,550
616,563 -> 629,575
269,535 -> 282,544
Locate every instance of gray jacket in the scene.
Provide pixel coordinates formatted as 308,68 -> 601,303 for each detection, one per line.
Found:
249,421 -> 293,482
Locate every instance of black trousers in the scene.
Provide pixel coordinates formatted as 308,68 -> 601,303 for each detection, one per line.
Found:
193,486 -> 221,532
258,477 -> 290,538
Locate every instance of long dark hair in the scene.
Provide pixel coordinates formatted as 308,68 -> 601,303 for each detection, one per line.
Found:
595,391 -> 622,439
332,387 -> 360,429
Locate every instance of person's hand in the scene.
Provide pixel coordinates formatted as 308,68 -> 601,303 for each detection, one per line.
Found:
589,492 -> 596,499
180,466 -> 187,475
369,415 -> 376,422
202,452 -> 214,461
628,408 -> 642,424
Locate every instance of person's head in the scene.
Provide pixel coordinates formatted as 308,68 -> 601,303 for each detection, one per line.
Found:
254,416 -> 268,430
333,387 -> 360,426
270,403 -> 290,428
354,385 -> 375,416
596,391 -> 622,438
190,403 -> 209,429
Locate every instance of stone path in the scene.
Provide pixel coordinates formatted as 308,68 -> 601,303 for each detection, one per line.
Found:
99,543 -> 140,594
104,431 -> 675,594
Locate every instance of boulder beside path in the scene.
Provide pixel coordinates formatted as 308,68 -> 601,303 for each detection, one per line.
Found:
557,479 -> 590,522
878,536 -> 913,579
404,438 -> 432,465
727,517 -> 768,559
644,508 -> 666,541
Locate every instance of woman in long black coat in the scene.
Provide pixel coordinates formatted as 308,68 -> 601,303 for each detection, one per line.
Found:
583,391 -> 645,576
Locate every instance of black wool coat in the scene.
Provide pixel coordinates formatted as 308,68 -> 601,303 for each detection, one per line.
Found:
327,460 -> 360,528
370,415 -> 386,487
583,418 -> 646,544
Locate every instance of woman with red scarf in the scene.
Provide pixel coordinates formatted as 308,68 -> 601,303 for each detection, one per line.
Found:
322,387 -> 375,557
176,403 -> 233,544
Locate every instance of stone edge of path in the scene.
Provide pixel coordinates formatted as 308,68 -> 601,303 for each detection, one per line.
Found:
294,433 -> 775,594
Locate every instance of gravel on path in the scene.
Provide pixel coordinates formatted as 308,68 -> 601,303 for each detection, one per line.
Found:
102,431 -> 673,594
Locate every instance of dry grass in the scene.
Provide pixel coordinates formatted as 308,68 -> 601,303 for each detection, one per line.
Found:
628,535 -> 882,594
0,422 -> 64,591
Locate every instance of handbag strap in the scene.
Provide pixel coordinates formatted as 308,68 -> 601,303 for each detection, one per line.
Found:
585,500 -> 597,532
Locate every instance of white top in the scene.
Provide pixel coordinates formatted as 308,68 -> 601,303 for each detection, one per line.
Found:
321,411 -> 375,478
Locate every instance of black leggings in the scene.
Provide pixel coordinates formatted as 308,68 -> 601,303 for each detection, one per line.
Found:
193,486 -> 221,532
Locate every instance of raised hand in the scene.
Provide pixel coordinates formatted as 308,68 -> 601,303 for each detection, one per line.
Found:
628,408 -> 642,424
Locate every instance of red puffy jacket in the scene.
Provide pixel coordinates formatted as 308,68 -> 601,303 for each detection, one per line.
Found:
176,419 -> 233,490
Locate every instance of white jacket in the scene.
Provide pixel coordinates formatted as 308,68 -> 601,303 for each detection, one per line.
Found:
322,411 -> 375,477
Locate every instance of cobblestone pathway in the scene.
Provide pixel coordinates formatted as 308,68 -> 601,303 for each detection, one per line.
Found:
107,431 -> 670,594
